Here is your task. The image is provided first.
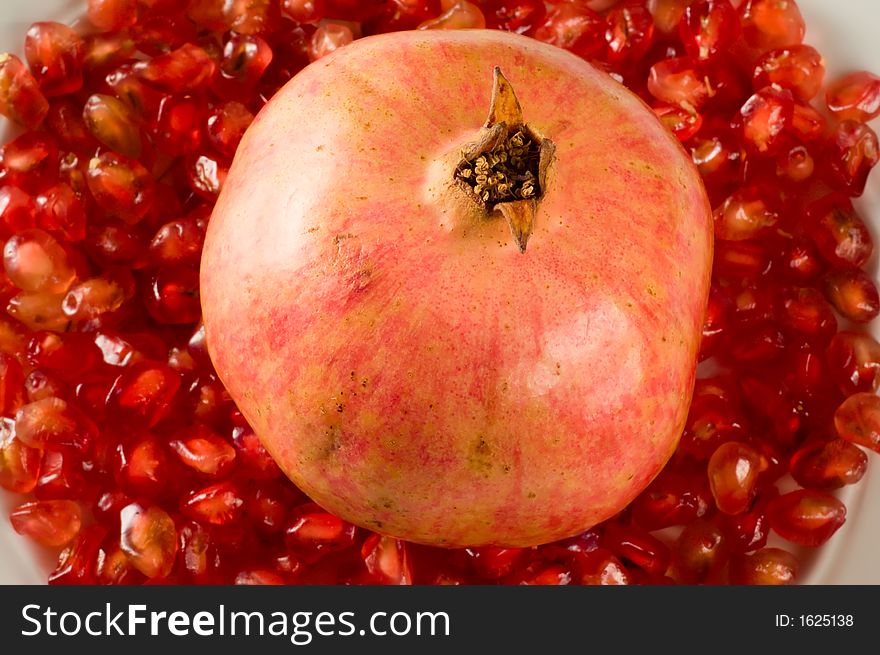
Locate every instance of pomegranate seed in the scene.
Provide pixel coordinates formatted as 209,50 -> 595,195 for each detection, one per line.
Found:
735,86 -> 793,155
672,519 -> 729,584
0,131 -> 59,193
134,44 -> 217,93
10,499 -> 81,547
206,102 -> 253,158
285,503 -> 357,563
790,438 -> 867,490
27,331 -> 102,382
578,547 -> 631,585
88,0 -> 138,32
83,31 -> 135,71
82,95 -> 142,159
49,524 -> 106,584
738,0 -> 804,52
519,564 -> 572,585
0,54 -> 49,129
601,522 -> 671,575
707,441 -> 762,515
779,236 -> 824,284
362,534 -> 413,584
36,184 -> 87,243
717,489 -> 774,553
224,0 -> 282,36
0,186 -> 37,237
631,462 -> 711,529
86,153 -> 156,223
7,290 -> 68,331
648,57 -> 709,110
24,22 -> 85,98
105,63 -> 163,121
823,267 -> 880,324
62,274 -> 128,321
14,397 -> 91,451
120,502 -> 178,579
825,70 -> 880,123
308,24 -> 354,62
0,418 -> 41,493
766,489 -> 846,547
169,424 -> 236,477
232,426 -> 283,479
135,12 -> 198,57
533,3 -> 605,60
246,482 -> 292,535
152,95 -> 203,156
482,0 -> 546,35
826,331 -> 880,395
235,570 -> 284,585
107,360 -> 181,427
282,0 -> 328,24
143,266 -> 201,324
804,194 -> 873,269
186,152 -> 228,200
3,228 -> 76,294
605,4 -> 654,70
419,2 -> 486,30
778,287 -> 836,345
713,185 -> 778,241
181,480 -> 246,525
729,547 -> 798,584
178,521 -> 221,583
820,120 -> 879,196
752,45 -> 824,101
98,543 -> 142,584
186,0 -> 230,31
834,392 -> 880,454
679,0 -> 739,61
23,368 -> 69,402
654,104 -> 703,141
114,433 -> 169,498
465,546 -> 525,579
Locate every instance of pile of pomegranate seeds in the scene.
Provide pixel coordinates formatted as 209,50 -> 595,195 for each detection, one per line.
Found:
0,0 -> 878,586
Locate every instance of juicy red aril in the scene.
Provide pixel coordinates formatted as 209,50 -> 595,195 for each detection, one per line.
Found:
49,524 -> 106,585
707,441 -> 762,515
120,501 -> 178,579
766,489 -> 846,547
10,499 -> 81,547
825,70 -> 880,123
134,44 -> 217,93
826,331 -> 880,395
14,397 -> 91,451
604,4 -> 654,70
86,153 -> 156,223
735,86 -> 794,156
37,183 -> 87,243
0,54 -> 50,129
282,0 -> 328,24
114,433 -> 170,498
82,94 -> 142,159
181,480 -> 246,526
24,22 -> 85,98
214,34 -> 273,101
601,522 -> 671,575
62,273 -> 129,321
135,12 -> 198,57
206,102 -> 253,158
235,570 -> 284,585
820,120 -> 879,196
738,0 -> 805,52
364,0 -> 441,34
804,194 -> 873,269
778,287 -> 836,344
648,57 -> 708,110
224,0 -> 282,37
3,228 -> 75,293
0,131 -> 60,193
186,152 -> 228,199
654,104 -> 703,141
308,24 -> 354,62
362,533 -> 413,584
672,519 -> 729,584
418,1 -> 486,30
713,185 -> 778,241
823,267 -> 880,324
285,503 -> 358,563
465,546 -> 525,579
717,489 -> 774,553
834,392 -> 880,453
752,45 -> 824,101
169,424 -> 236,478
790,438 -> 867,490
0,353 -> 24,414
106,359 -> 181,427
483,0 -> 546,35
143,266 -> 201,324
729,548 -> 798,585
0,421 -> 41,494
87,0 -> 138,32
0,186 -> 36,237
152,96 -> 203,156
679,0 -> 739,62
27,331 -> 102,382
232,427 -> 282,479
533,3 -> 604,60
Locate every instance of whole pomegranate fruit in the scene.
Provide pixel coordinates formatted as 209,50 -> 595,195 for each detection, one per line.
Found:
201,30 -> 712,547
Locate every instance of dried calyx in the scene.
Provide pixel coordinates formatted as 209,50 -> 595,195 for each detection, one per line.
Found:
455,67 -> 556,253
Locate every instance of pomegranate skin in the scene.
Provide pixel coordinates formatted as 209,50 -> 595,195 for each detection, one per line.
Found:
201,30 -> 712,547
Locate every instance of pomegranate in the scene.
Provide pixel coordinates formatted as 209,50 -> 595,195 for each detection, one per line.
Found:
201,30 -> 713,547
